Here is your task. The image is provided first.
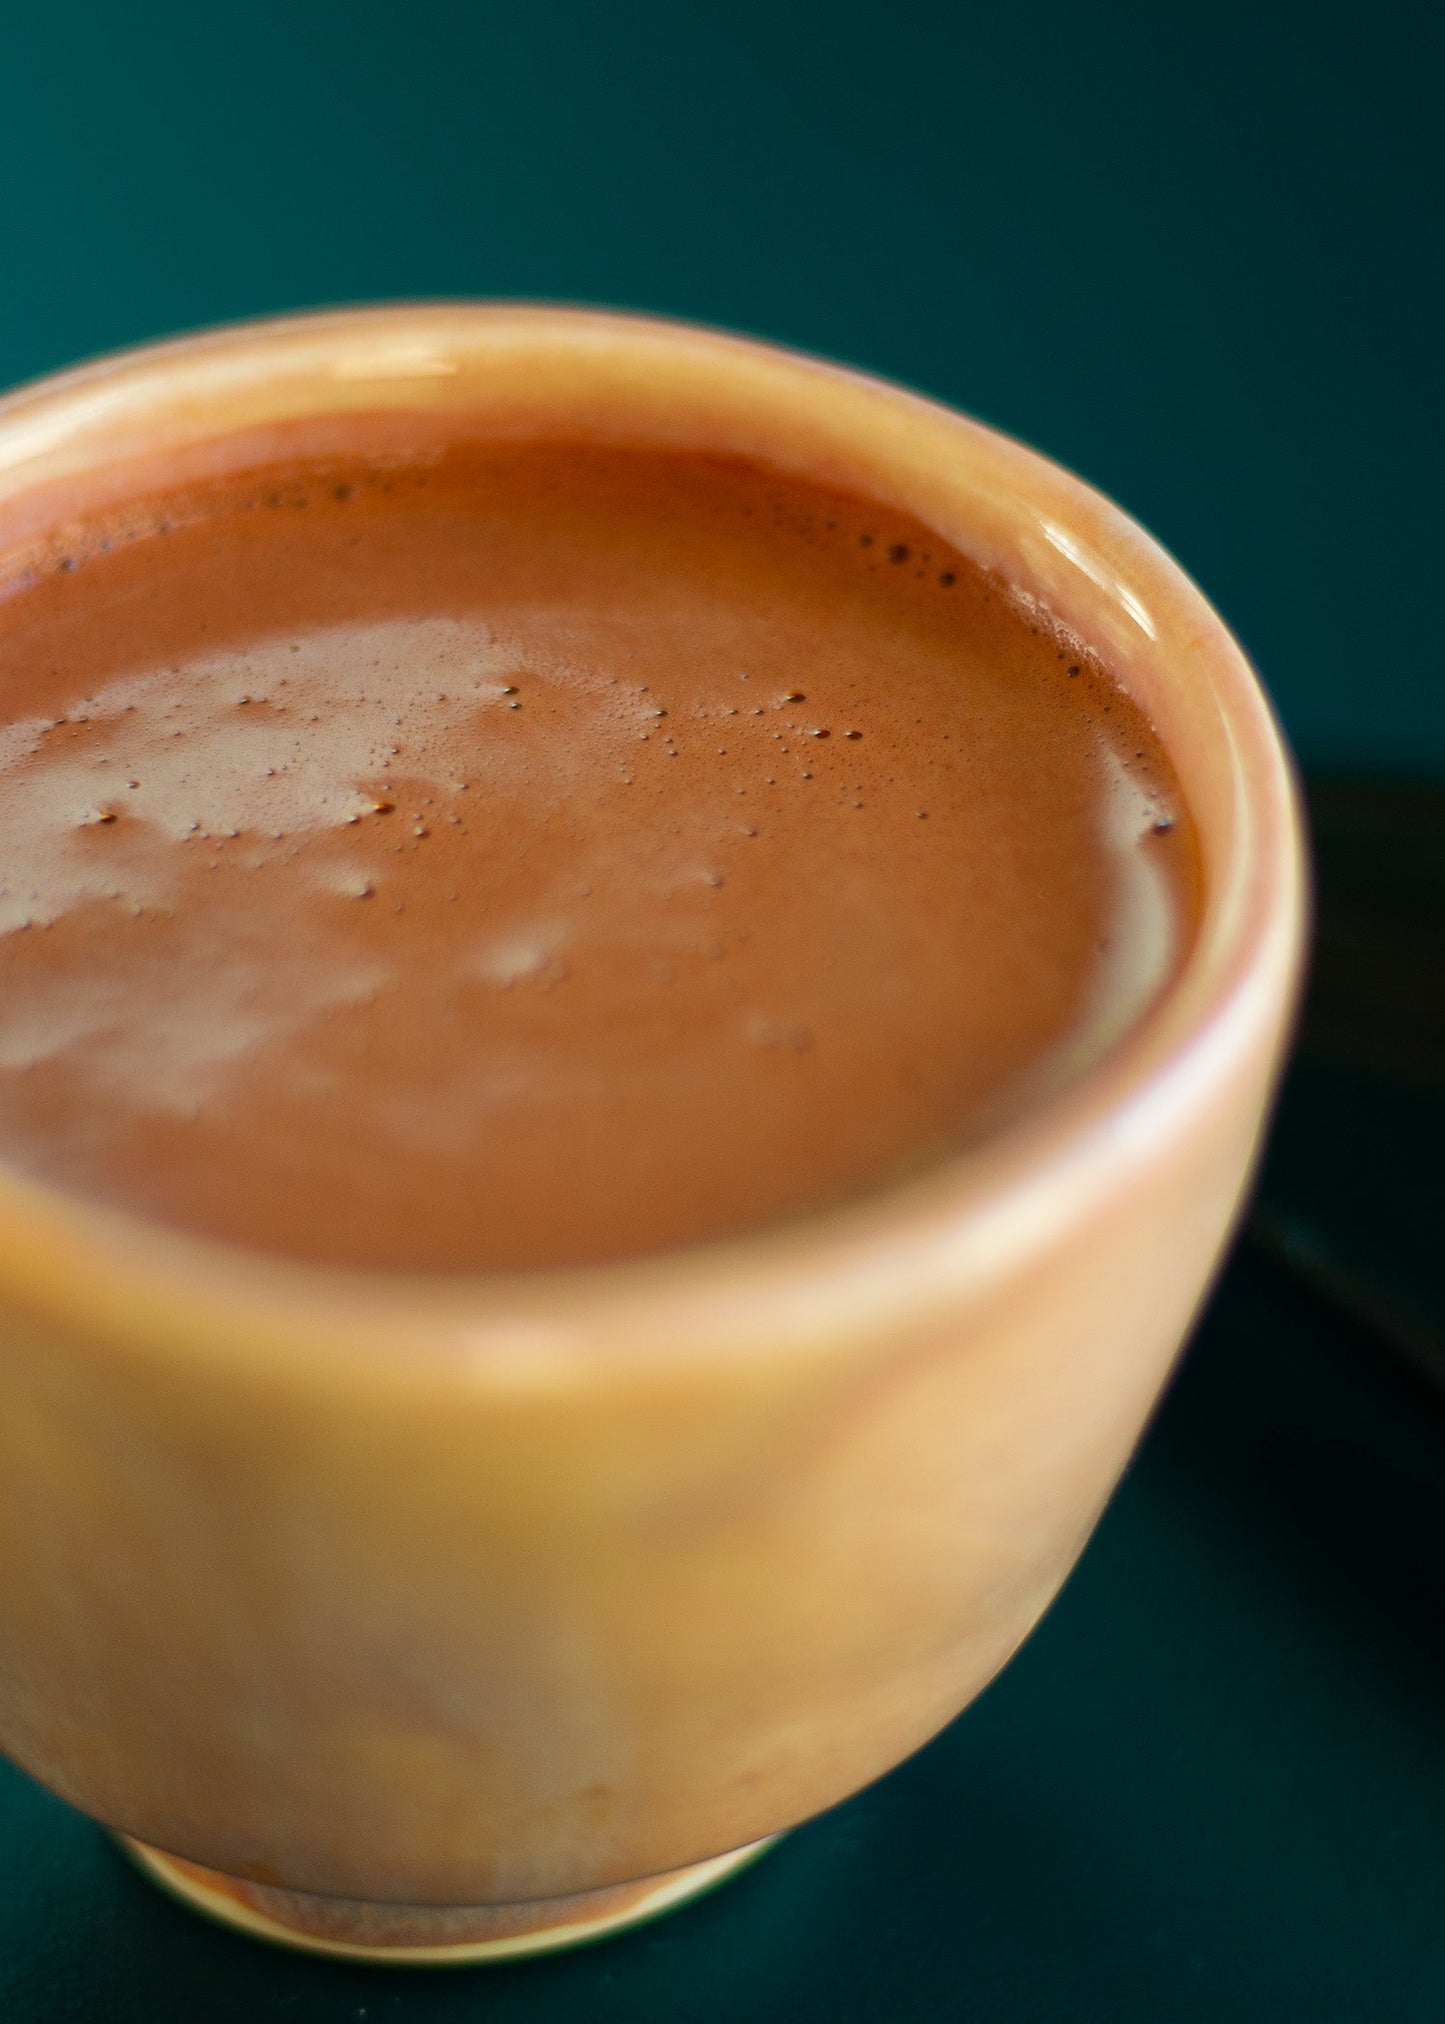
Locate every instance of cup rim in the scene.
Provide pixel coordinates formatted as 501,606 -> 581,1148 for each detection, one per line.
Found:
0,302 -> 1306,1382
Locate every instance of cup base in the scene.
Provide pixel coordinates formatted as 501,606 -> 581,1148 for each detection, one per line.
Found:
117,1831 -> 775,1965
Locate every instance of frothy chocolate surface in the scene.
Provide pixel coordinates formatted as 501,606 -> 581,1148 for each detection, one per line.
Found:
0,444 -> 1196,1269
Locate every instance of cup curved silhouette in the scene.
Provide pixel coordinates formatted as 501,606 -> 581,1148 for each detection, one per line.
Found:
0,307 -> 1304,1962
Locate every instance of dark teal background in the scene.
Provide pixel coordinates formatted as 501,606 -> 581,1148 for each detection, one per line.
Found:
1,0 -> 1440,764
2,8 -> 1443,2019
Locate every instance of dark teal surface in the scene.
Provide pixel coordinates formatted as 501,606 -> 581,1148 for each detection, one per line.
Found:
1,0 -> 1440,766
2,11 -> 1443,2017
3,1252 -> 1443,2021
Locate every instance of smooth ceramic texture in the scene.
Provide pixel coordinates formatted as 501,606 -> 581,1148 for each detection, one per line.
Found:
119,1830 -> 776,1963
0,309 -> 1304,1946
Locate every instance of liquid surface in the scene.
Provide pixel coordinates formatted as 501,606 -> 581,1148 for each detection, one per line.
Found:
0,444 -> 1195,1270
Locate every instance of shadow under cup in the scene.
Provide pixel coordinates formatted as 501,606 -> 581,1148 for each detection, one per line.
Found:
0,306 -> 1304,1963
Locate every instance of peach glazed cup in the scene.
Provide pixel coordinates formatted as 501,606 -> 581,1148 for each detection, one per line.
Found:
0,306 -> 1305,1964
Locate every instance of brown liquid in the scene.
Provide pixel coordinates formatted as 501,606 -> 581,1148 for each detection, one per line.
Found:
0,442 -> 1196,1270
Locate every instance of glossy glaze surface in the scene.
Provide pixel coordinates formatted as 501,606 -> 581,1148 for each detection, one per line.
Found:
0,308 -> 1303,1928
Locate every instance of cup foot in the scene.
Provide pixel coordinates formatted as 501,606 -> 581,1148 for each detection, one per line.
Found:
118,1832 -> 776,1965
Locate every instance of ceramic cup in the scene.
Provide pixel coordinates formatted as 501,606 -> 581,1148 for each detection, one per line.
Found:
0,307 -> 1305,1963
